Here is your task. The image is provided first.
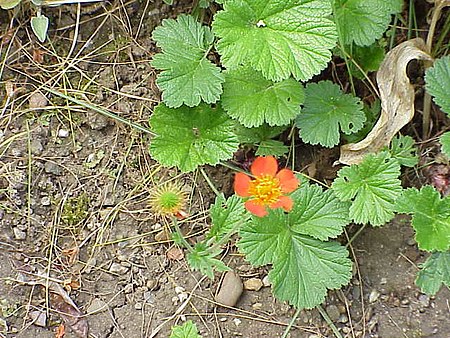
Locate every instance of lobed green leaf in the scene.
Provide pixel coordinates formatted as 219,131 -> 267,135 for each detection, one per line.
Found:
416,251 -> 450,296
440,132 -> 450,158
222,67 -> 304,127
425,56 -> 450,116
396,186 -> 450,252
333,0 -> 402,46
149,103 -> 239,172
213,0 -> 337,82
152,15 -> 224,108
296,81 -> 365,147
239,214 -> 352,309
387,134 -> 418,168
170,320 -> 202,338
332,152 -> 402,226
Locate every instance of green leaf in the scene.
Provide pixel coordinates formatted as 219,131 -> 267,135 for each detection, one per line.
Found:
346,42 -> 385,79
387,134 -> 418,168
396,186 -> 450,252
425,56 -> 450,115
289,184 -> 351,240
342,99 -> 380,144
235,123 -> 287,144
170,320 -> 202,338
149,103 -> 239,172
152,15 -> 224,108
208,194 -> 249,241
334,0 -> 402,46
332,152 -> 402,226
416,251 -> 450,296
221,67 -> 304,127
440,132 -> 450,158
238,215 -> 352,309
187,243 -> 230,279
0,0 -> 21,9
296,81 -> 365,147
256,140 -> 289,157
213,0 -> 337,82
162,0 -> 173,4
31,15 -> 49,43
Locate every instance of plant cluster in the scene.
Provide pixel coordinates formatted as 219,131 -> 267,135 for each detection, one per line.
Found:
145,0 -> 450,313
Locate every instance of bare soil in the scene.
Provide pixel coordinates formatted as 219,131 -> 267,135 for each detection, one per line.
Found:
1,1 -> 449,338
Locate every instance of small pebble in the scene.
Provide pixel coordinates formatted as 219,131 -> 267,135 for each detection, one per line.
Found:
44,162 -> 62,175
233,318 -> 241,327
380,277 -> 387,285
244,278 -> 263,291
369,289 -> 380,303
109,262 -> 129,275
143,291 -> 154,304
155,231 -> 170,242
87,298 -> 108,314
338,314 -> 349,324
28,92 -> 48,109
406,237 -> 416,246
146,279 -> 158,290
13,227 -> 26,240
58,129 -> 70,138
325,304 -> 340,322
262,275 -> 271,287
418,294 -> 430,307
41,196 -> 51,206
134,302 -> 143,310
29,310 -> 46,327
252,303 -> 263,310
30,139 -> 43,155
215,271 -> 243,307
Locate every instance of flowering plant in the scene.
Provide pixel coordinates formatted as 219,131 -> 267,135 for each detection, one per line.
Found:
234,156 -> 299,217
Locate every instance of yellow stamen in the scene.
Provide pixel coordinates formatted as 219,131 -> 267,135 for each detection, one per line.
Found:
248,175 -> 282,206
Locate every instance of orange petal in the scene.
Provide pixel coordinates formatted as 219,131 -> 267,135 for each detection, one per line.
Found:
245,200 -> 268,217
251,156 -> 278,177
234,172 -> 252,197
269,196 -> 294,212
276,169 -> 299,193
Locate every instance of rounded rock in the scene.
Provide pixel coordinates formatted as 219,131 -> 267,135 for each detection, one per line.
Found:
215,271 -> 243,307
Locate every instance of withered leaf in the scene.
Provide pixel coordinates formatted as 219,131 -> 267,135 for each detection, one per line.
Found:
339,38 -> 433,165
49,291 -> 88,338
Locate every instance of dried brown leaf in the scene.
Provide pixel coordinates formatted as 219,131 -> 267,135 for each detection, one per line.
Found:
16,273 -> 88,338
49,292 -> 88,338
339,38 -> 433,165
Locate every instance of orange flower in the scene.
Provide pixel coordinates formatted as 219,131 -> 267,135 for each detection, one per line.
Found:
234,156 -> 299,217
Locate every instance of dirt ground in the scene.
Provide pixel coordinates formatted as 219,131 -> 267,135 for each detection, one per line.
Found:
1,1 -> 449,337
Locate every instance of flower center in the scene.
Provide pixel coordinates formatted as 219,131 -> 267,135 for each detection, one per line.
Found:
248,175 -> 282,205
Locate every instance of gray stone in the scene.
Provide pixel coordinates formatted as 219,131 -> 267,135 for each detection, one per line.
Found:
44,162 -> 62,175
13,227 -> 26,240
41,196 -> 51,206
326,304 -> 340,322
30,139 -> 43,155
109,262 -> 129,275
215,271 -> 243,307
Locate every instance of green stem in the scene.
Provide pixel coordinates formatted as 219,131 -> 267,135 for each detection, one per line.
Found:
346,224 -> 367,248
199,167 -> 221,197
317,305 -> 343,338
281,308 -> 301,338
172,217 -> 194,253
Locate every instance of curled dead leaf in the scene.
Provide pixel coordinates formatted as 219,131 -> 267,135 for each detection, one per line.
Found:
16,272 -> 88,338
339,38 -> 433,165
49,292 -> 88,338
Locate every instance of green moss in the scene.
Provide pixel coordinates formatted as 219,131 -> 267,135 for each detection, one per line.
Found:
61,193 -> 89,226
